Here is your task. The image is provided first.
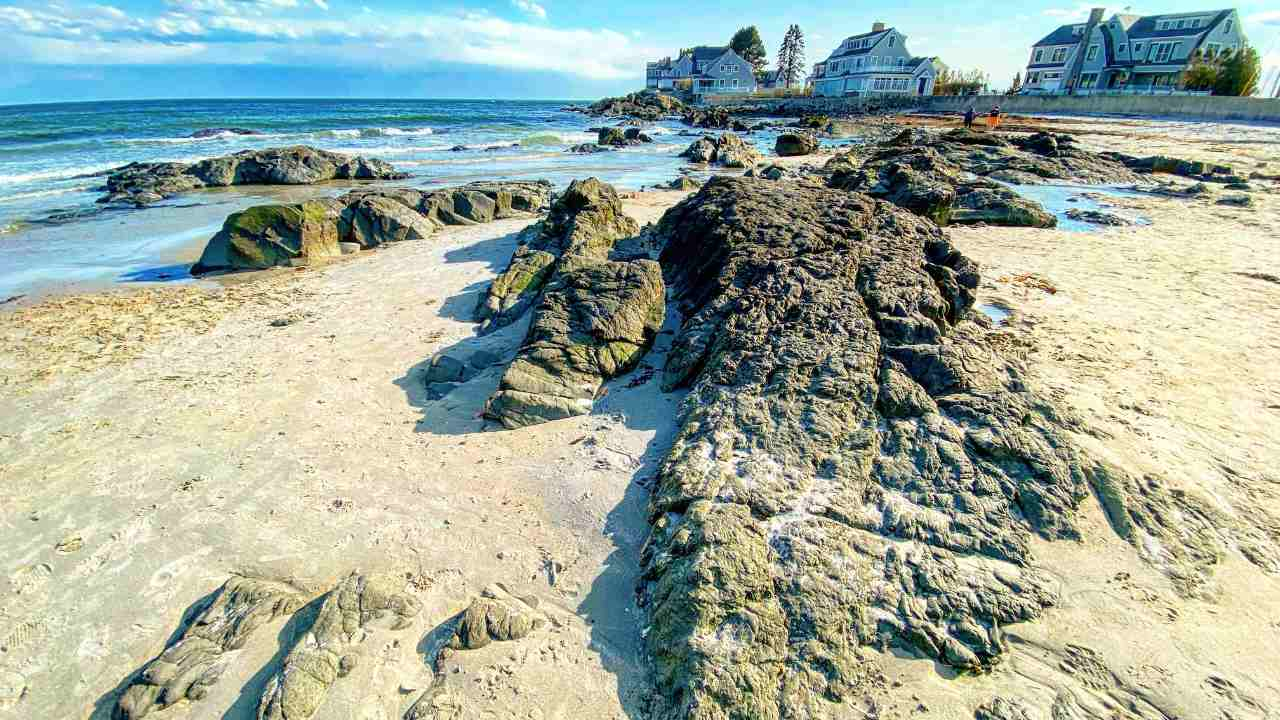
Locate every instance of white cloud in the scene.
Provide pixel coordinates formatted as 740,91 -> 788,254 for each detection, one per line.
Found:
0,1 -> 659,80
312,0 -> 327,9
1246,10 -> 1280,27
510,0 -> 545,20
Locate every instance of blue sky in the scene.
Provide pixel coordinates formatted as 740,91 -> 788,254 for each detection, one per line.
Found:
1,0 -> 1277,103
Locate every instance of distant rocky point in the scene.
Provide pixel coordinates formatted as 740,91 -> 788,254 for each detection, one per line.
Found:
97,145 -> 409,207
187,127 -> 262,138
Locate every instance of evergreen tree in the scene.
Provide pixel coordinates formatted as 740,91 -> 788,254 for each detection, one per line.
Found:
730,26 -> 768,76
776,25 -> 806,88
1213,45 -> 1261,96
1009,72 -> 1022,95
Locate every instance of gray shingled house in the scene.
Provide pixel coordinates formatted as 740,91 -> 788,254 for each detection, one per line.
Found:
1023,7 -> 1246,94
646,46 -> 758,97
809,22 -> 944,97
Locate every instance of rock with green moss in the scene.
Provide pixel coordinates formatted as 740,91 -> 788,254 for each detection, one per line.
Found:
484,255 -> 663,427
679,132 -> 761,169
339,194 -> 439,247
257,572 -> 420,720
476,178 -> 639,332
190,199 -> 345,274
448,584 -> 546,650
951,181 -> 1057,228
115,575 -> 308,720
639,177 -> 1100,718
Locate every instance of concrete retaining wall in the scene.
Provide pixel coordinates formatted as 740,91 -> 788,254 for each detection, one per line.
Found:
699,93 -> 1280,123
923,94 -> 1280,123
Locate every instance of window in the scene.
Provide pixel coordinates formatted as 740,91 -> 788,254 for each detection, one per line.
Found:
1132,42 -> 1143,54
1028,72 -> 1040,83
1153,42 -> 1173,62
1051,47 -> 1069,63
896,57 -> 906,68
1118,43 -> 1127,54
1080,72 -> 1098,88
1044,72 -> 1061,79
1190,18 -> 1200,28
1086,44 -> 1099,61
887,35 -> 895,47
1224,19 -> 1232,33
1205,43 -> 1220,57
1156,21 -> 1166,30
1072,25 -> 1083,35
720,64 -> 739,72
855,58 -> 864,69
1034,49 -> 1044,63
731,78 -> 738,87
1175,20 -> 1185,29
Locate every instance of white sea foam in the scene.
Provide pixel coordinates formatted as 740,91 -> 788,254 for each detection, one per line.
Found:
0,184 -> 97,204
0,164 -> 120,186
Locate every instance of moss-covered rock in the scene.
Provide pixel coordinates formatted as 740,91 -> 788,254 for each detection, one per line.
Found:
485,255 -> 664,427
190,199 -> 345,274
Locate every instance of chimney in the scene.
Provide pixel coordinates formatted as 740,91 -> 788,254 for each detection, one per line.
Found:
872,22 -> 886,32
1088,7 -> 1105,24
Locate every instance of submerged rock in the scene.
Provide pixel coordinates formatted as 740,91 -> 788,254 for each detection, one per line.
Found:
775,132 -> 820,157
115,575 -> 307,719
952,181 -> 1057,228
1064,207 -> 1132,226
485,256 -> 664,427
257,572 -> 420,720
681,107 -> 732,129
188,127 -> 262,138
598,127 -> 629,147
640,177 -> 1093,718
476,178 -> 639,332
99,146 -> 408,207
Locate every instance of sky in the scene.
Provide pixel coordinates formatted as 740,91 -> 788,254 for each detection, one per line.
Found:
0,0 -> 1278,103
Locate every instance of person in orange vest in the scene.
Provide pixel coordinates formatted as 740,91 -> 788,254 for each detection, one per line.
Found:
986,105 -> 1002,130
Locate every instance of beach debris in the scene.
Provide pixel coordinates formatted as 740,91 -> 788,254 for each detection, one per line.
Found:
98,146 -> 408,207
0,670 -> 25,709
257,572 -> 420,720
1065,208 -> 1133,226
54,535 -> 83,554
774,131 -> 819,157
115,575 -> 308,720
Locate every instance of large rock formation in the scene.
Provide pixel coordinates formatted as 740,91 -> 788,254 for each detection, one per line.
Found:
115,576 -> 307,719
829,138 -> 1057,228
98,146 -> 408,207
475,178 -> 639,332
484,256 -> 664,427
679,133 -> 761,169
257,572 -> 420,720
639,177 -> 1097,719
583,92 -> 687,120
447,585 -> 547,650
191,181 -> 551,275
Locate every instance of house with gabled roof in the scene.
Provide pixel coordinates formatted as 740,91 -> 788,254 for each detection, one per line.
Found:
810,22 -> 944,97
1023,7 -> 1246,94
645,46 -> 757,97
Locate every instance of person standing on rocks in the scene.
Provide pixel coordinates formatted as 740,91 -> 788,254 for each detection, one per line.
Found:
987,105 -> 1002,130
964,106 -> 976,129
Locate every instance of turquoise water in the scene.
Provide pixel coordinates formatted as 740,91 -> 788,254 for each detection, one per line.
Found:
1,98 -> 768,297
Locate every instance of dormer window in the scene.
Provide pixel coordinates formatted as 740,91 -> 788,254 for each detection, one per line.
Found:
887,35 -> 895,47
1224,19 -> 1232,33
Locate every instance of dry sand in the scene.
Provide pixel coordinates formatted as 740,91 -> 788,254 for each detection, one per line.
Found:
1,121 -> 1278,720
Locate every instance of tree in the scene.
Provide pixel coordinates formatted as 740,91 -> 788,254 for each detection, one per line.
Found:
730,26 -> 768,76
776,25 -> 806,88
1008,72 -> 1022,95
933,67 -> 989,96
1214,45 -> 1261,96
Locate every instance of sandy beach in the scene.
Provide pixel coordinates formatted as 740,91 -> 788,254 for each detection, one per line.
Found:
2,117 -> 1279,720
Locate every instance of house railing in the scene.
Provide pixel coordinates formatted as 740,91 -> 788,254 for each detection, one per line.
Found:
1047,87 -> 1213,97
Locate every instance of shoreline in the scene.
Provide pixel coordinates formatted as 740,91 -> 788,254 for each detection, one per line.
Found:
2,112 -> 1279,719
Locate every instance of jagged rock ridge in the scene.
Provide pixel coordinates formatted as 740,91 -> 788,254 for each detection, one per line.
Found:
638,176 -> 1098,719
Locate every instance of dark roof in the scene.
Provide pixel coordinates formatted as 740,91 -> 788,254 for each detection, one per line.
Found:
827,29 -> 892,59
1126,10 -> 1231,40
1034,24 -> 1085,47
688,46 -> 729,62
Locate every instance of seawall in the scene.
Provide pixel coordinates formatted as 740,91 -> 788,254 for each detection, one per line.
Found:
699,92 -> 1280,123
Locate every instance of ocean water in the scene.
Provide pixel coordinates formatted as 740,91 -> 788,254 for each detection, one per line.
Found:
0,98 -> 769,298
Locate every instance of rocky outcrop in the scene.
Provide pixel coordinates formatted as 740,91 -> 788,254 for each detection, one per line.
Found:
568,143 -> 615,154
828,138 -> 1060,228
679,132 -> 761,169
597,127 -> 653,146
189,127 -> 262,138
584,92 -> 687,120
664,176 -> 703,191
775,132 -> 820,156
98,146 -> 408,207
115,575 -> 307,719
1065,207 -> 1132,226
476,178 -> 639,332
640,177 -> 1095,719
484,256 -> 664,427
1109,153 -> 1242,183
191,181 -> 551,274
191,199 -> 347,275
257,572 -> 420,720
682,107 -> 732,129
447,585 -> 547,650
